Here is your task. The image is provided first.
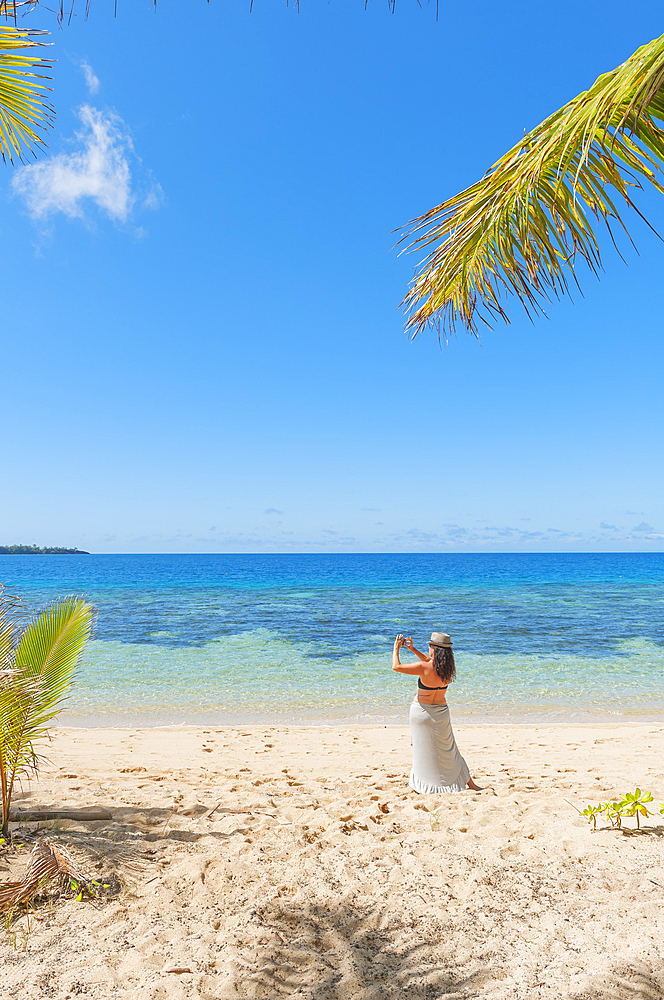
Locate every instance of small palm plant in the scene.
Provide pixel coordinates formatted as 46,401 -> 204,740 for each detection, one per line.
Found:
0,589 -> 95,838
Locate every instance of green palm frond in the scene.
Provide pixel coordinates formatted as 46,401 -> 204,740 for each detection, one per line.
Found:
0,587 -> 23,672
0,22 -> 53,164
13,596 -> 94,701
0,589 -> 24,833
1,596 -> 95,835
400,32 -> 664,339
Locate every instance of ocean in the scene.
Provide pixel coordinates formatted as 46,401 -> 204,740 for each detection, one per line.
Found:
1,552 -> 663,727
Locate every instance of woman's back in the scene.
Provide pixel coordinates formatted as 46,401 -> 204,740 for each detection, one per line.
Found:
415,665 -> 448,704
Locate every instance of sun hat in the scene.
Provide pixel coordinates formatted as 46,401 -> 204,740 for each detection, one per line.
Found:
429,632 -> 453,647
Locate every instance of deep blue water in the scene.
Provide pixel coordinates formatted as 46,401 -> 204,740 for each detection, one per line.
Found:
1,553 -> 663,725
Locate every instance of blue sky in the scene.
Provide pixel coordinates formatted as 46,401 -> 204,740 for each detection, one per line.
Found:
1,0 -> 663,553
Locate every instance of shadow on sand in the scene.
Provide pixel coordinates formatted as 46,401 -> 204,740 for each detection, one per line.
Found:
619,824 -> 664,839
4,801 -> 244,902
10,801 -> 244,846
237,896 -> 493,999
575,963 -> 664,1000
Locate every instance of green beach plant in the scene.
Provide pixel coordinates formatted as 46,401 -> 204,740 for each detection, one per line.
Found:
620,788 -> 653,829
0,589 -> 95,838
577,790 -> 662,832
581,803 -> 603,831
603,801 -> 626,830
400,31 -> 664,339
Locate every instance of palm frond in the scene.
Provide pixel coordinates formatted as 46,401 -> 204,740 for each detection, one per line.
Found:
0,590 -> 25,836
1,597 -> 95,834
0,3 -> 41,20
0,588 -> 23,671
0,23 -> 53,164
400,32 -> 664,338
0,837 -> 86,911
9,597 -> 96,755
14,596 -> 95,701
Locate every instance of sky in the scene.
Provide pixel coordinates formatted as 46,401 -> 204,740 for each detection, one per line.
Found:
1,0 -> 663,554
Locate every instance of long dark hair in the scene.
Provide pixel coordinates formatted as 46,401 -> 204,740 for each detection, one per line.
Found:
432,646 -> 456,685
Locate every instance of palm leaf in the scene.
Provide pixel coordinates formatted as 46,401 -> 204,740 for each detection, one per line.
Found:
0,590 -> 25,836
1,597 -> 95,835
0,587 -> 23,671
0,3 -> 42,18
399,32 -> 664,338
0,22 -> 53,164
14,596 -> 94,702
0,837 -> 87,911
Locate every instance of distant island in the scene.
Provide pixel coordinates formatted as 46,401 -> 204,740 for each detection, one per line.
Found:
0,545 -> 90,555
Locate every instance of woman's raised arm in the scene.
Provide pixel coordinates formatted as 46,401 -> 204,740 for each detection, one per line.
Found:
404,637 -> 431,664
392,635 -> 426,674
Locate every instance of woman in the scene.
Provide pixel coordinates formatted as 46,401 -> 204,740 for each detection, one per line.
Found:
393,631 -> 481,794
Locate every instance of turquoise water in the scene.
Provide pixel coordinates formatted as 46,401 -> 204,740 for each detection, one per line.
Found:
1,553 -> 663,726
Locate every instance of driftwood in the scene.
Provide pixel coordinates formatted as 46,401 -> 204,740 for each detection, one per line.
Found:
9,808 -> 112,822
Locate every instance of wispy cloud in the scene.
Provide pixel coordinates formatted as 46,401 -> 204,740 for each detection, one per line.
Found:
632,522 -> 655,532
81,60 -> 100,94
264,508 -> 283,516
12,105 -> 160,227
387,523 -> 591,549
600,521 -> 619,530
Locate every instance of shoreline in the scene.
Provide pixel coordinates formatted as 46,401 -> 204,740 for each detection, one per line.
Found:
53,719 -> 663,729
3,723 -> 664,998
54,713 -> 664,730
55,695 -> 664,730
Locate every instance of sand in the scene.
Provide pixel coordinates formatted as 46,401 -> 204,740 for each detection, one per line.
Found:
1,723 -> 664,999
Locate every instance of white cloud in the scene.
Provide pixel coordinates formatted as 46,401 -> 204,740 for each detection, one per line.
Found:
81,60 -> 100,94
143,183 -> 164,211
12,105 -> 135,224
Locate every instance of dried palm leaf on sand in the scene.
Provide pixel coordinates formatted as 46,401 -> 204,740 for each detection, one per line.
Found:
0,837 -> 87,910
48,827 -> 150,881
0,826 -> 148,916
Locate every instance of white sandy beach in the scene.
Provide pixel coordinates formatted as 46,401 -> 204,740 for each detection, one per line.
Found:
2,723 -> 664,999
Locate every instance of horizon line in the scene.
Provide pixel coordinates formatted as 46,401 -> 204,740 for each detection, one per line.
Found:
5,550 -> 663,557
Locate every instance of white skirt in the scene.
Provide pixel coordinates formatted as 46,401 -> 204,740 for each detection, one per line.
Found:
409,701 -> 470,794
